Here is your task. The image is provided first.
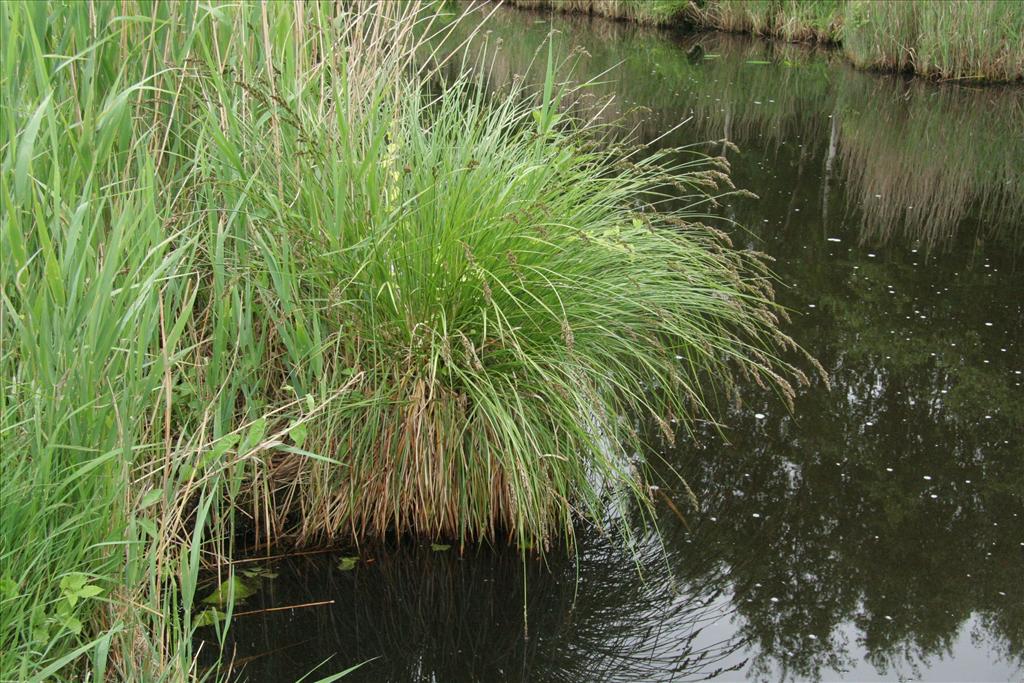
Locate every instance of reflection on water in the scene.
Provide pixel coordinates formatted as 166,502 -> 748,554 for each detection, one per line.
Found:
200,532 -> 749,682
460,6 -> 1024,256
202,6 -> 1023,682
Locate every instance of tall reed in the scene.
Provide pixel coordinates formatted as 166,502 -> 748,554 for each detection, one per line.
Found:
1,1 -> 809,678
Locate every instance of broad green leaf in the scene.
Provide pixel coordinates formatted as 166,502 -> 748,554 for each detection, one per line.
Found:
194,607 -> 227,628
239,418 -> 267,454
202,576 -> 256,606
139,488 -> 163,510
289,420 -> 308,447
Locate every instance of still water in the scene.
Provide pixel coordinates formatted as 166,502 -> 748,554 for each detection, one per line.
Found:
201,6 -> 1023,681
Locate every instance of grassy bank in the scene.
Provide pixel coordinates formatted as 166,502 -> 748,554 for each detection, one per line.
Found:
509,0 -> 1024,81
0,0 -> 808,679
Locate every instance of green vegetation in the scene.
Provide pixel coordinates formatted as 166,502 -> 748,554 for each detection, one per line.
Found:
508,0 -> 691,26
0,0 -> 806,678
510,0 -> 1024,81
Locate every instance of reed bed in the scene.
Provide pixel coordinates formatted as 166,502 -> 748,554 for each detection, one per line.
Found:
507,0 -> 690,25
510,0 -> 1024,81
1,0 -> 808,679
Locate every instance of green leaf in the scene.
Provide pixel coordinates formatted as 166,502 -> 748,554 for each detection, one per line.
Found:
337,556 -> 358,571
289,420 -> 308,448
60,573 -> 87,594
194,607 -> 226,628
139,488 -> 163,510
239,418 -> 267,454
78,585 -> 104,599
0,577 -> 18,598
14,94 -> 51,203
136,517 -> 159,539
240,566 -> 278,579
202,575 -> 256,606
305,393 -> 316,412
430,543 -> 450,552
60,614 -> 83,636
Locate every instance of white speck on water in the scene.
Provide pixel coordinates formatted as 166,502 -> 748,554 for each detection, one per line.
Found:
752,513 -> 762,518
999,592 -> 1007,596
755,413 -> 766,419
808,304 -> 816,308
865,421 -> 874,426
827,237 -> 841,242
884,615 -> 893,621
985,322 -> 994,326
770,596 -> 779,603
808,634 -> 818,640
923,475 -> 932,480
965,480 -> 972,484
930,494 -> 938,499
886,467 -> 893,472
874,194 -> 882,198
868,253 -> 877,258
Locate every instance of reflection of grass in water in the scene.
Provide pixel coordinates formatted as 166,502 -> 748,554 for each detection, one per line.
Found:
455,6 -> 1024,253
509,0 -> 1024,81
837,78 -> 1024,253
209,529 -> 747,682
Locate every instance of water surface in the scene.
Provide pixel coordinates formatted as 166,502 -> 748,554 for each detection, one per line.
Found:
200,7 -> 1023,681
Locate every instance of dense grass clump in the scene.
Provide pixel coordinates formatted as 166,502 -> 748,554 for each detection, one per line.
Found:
244,66 -> 810,548
1,0 -> 808,678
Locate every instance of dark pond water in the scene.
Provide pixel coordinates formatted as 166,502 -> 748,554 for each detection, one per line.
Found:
200,6 -> 1024,682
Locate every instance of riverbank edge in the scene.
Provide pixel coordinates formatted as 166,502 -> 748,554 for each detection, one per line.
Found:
504,0 -> 1024,84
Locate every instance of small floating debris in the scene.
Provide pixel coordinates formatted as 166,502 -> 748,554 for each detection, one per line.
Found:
923,475 -> 932,480
826,237 -> 841,242
754,413 -> 766,419
752,513 -> 762,518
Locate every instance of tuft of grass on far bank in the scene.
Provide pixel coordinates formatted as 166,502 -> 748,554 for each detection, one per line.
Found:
1,0 -> 810,679
509,0 -> 1024,82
